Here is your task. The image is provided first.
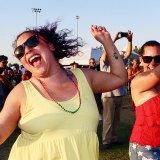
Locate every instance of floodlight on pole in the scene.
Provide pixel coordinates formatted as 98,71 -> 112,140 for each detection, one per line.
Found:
31,8 -> 42,27
76,15 -> 79,53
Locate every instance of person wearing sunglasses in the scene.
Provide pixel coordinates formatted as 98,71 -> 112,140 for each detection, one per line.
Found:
88,57 -> 103,121
139,40 -> 160,72
0,22 -> 127,160
129,40 -> 160,160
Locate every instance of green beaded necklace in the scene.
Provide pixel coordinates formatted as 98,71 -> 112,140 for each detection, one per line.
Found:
37,69 -> 81,114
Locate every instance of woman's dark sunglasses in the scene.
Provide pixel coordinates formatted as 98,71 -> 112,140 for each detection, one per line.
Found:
142,55 -> 160,63
14,34 -> 47,60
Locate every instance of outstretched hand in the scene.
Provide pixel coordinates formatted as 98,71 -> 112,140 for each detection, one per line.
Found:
114,30 -> 133,42
90,25 -> 112,45
127,30 -> 133,42
114,32 -> 121,41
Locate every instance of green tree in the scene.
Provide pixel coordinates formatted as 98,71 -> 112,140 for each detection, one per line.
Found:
133,45 -> 141,54
96,45 -> 103,50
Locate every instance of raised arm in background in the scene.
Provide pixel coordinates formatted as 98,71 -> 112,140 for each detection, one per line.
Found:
113,30 -> 133,59
83,25 -> 128,93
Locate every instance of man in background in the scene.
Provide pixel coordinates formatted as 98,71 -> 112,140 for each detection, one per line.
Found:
89,58 -> 103,120
0,55 -> 9,71
100,30 -> 133,149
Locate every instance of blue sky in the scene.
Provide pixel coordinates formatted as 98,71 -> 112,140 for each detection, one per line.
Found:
0,0 -> 160,64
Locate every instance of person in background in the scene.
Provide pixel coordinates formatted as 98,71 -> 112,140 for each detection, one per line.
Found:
113,31 -> 133,64
70,61 -> 79,69
100,30 -> 133,149
128,59 -> 141,82
89,58 -> 97,70
0,55 -> 8,69
0,56 -> 13,106
88,57 -> 103,121
12,64 -> 23,84
19,65 -> 26,75
127,59 -> 142,110
0,22 -> 127,160
0,55 -> 11,77
7,68 -> 17,86
129,40 -> 160,160
0,68 -> 13,111
21,70 -> 32,80
0,82 -> 5,111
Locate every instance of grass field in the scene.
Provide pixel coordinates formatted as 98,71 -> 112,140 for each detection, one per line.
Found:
0,95 -> 135,160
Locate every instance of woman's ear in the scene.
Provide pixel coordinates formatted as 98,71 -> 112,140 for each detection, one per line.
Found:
48,43 -> 55,51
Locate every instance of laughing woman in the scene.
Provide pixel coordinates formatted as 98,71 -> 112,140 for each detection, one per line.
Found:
0,22 -> 127,160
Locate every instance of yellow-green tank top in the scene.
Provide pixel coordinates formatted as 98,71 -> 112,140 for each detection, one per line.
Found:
9,68 -> 99,160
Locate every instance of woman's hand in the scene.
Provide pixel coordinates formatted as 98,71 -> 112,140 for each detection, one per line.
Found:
90,25 -> 112,45
127,30 -> 133,42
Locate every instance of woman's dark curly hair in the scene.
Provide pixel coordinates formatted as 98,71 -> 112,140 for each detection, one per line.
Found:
141,40 -> 160,56
13,21 -> 84,60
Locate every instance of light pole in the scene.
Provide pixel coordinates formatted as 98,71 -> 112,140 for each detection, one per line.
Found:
31,8 -> 42,27
76,15 -> 79,53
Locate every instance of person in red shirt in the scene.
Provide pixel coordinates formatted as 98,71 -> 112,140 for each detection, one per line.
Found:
21,70 -> 32,80
127,59 -> 141,110
128,59 -> 141,82
129,40 -> 160,160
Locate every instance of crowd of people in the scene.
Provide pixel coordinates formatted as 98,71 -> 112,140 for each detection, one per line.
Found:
0,21 -> 160,160
0,56 -> 32,110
